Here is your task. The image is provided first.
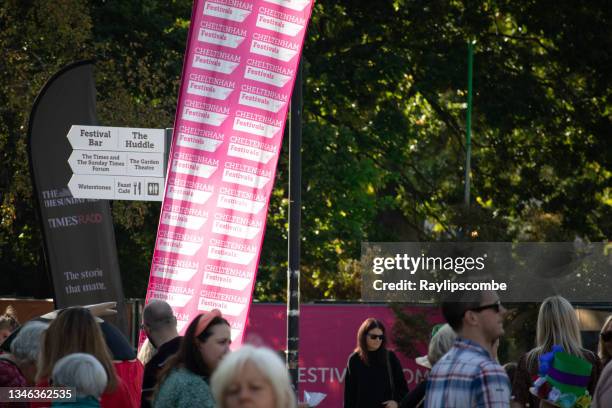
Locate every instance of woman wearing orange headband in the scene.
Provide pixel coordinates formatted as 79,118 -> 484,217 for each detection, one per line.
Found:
154,309 -> 231,408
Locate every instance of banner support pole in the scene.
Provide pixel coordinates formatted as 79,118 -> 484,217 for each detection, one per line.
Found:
287,59 -> 302,393
464,41 -> 474,209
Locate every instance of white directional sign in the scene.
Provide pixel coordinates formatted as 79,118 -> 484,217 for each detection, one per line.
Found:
68,150 -> 164,177
67,125 -> 165,152
68,175 -> 164,201
67,125 -> 168,201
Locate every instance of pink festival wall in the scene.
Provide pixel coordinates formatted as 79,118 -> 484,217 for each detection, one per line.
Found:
244,304 -> 443,408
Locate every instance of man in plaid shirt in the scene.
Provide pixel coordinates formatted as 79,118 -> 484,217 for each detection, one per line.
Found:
425,289 -> 511,407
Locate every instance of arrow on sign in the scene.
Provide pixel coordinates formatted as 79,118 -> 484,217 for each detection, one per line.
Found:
68,150 -> 165,177
67,125 -> 165,153
68,150 -> 127,176
68,175 -> 165,201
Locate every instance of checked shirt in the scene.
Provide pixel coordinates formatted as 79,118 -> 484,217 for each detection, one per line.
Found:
425,338 -> 511,408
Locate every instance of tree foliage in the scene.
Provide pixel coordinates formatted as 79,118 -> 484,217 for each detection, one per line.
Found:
0,0 -> 610,300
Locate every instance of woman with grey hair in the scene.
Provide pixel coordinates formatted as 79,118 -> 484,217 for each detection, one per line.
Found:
211,345 -> 297,408
400,324 -> 457,408
51,353 -> 108,407
424,324 -> 457,368
0,321 -> 48,387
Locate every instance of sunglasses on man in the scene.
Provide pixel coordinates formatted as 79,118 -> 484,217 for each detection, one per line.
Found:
368,334 -> 385,341
468,300 -> 503,314
601,331 -> 612,342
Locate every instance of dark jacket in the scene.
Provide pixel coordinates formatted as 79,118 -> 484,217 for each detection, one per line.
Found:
141,336 -> 182,408
399,380 -> 426,408
344,349 -> 409,408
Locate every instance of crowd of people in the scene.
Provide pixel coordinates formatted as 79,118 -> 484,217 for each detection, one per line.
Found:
343,292 -> 612,408
0,303 -> 299,408
0,293 -> 611,407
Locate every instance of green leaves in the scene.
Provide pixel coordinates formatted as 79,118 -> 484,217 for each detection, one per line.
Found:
0,0 -> 609,299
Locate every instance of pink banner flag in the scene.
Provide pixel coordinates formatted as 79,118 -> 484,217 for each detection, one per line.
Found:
144,0 -> 314,345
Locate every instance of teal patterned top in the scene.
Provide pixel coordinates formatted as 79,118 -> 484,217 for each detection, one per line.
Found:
153,368 -> 215,408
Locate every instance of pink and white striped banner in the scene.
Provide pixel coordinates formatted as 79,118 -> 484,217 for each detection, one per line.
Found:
144,0 -> 314,345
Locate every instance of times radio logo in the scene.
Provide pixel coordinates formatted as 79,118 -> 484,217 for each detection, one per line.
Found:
47,213 -> 102,229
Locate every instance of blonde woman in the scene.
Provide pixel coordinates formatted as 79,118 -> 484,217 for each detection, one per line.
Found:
510,296 -> 602,408
211,345 -> 297,408
597,314 -> 612,368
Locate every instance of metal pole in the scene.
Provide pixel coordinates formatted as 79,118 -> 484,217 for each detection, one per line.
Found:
464,41 -> 474,209
164,128 -> 173,176
287,60 -> 302,393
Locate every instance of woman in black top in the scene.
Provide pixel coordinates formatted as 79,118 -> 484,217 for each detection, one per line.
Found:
344,318 -> 408,408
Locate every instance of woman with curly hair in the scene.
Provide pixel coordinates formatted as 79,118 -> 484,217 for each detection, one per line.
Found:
0,305 -> 19,345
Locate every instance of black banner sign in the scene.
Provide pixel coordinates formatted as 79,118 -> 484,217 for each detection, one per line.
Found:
27,61 -> 128,334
